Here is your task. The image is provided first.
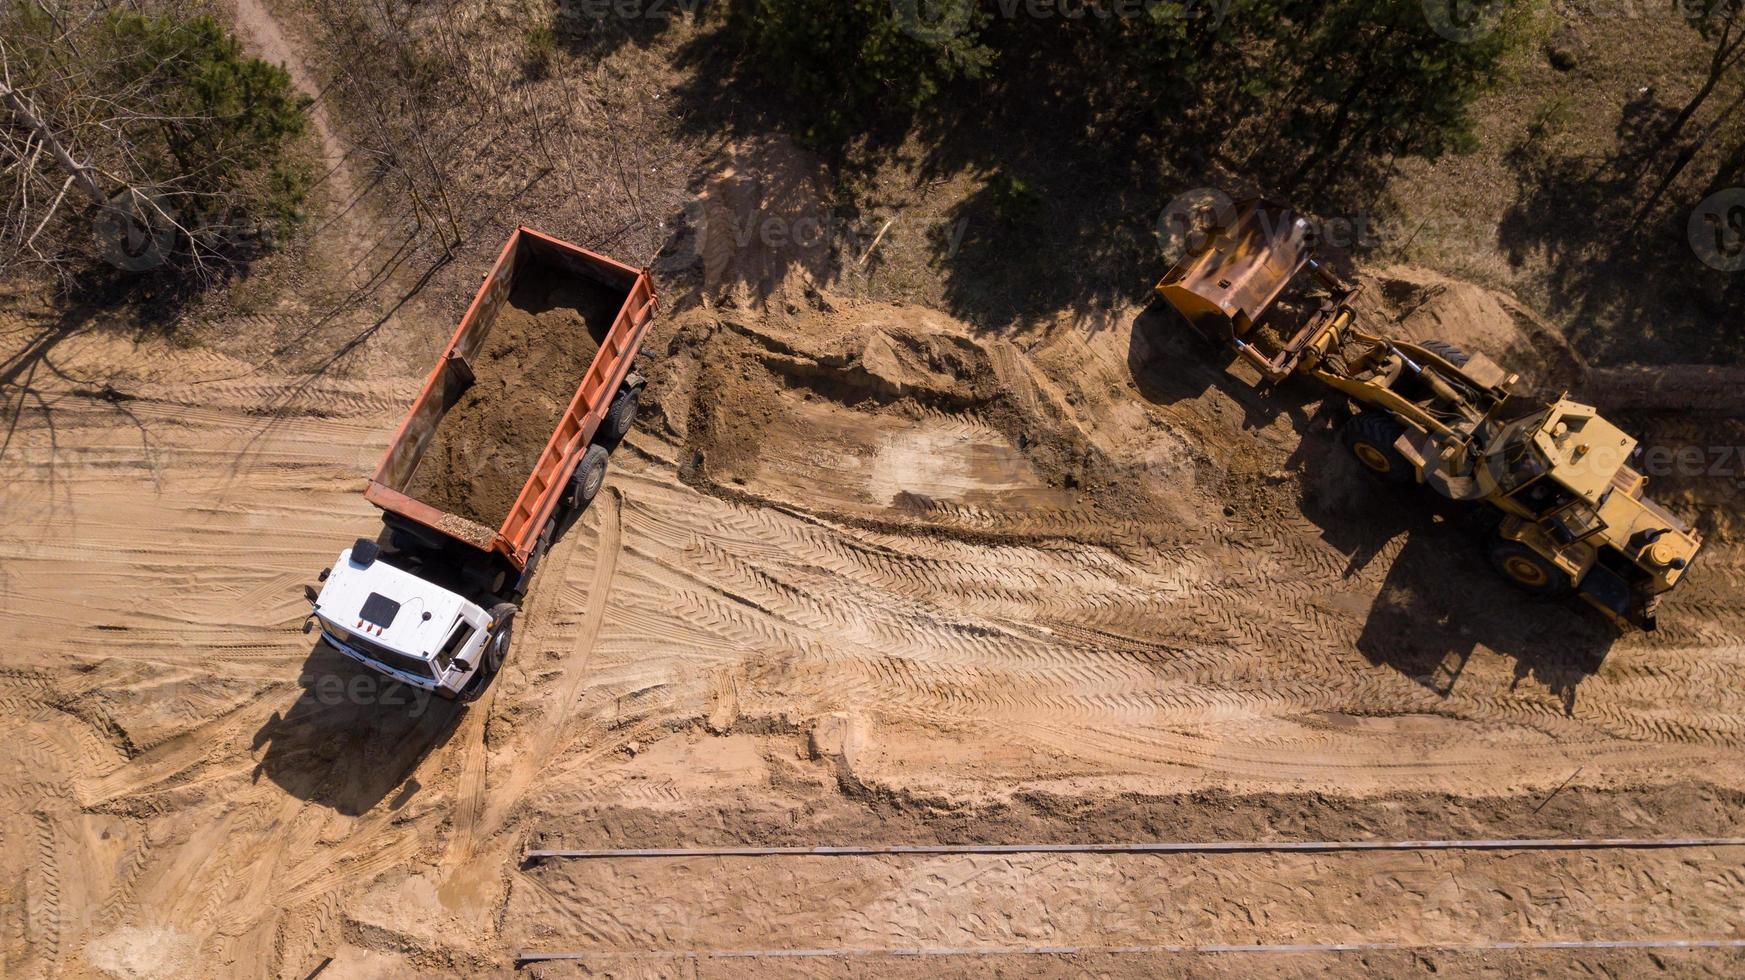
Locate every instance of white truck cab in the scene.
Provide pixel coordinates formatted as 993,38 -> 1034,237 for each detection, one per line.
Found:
308,541 -> 509,701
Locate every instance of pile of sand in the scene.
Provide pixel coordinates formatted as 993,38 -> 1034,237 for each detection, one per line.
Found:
404,271 -> 621,529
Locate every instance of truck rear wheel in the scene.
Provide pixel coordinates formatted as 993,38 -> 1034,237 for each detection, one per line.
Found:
1344,411 -> 1414,483
1488,536 -> 1573,597
604,386 -> 640,442
570,443 -> 610,510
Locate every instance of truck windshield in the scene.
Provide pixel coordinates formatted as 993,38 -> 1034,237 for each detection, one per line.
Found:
1510,475 -> 1577,518
328,625 -> 435,679
1547,498 -> 1606,544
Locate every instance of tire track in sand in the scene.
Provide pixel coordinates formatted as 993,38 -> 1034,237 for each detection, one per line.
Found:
444,503 -> 593,866
475,487 -> 623,844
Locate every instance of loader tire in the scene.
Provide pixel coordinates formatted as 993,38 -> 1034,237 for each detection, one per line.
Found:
570,443 -> 610,510
603,386 -> 640,443
1421,339 -> 1471,367
1344,411 -> 1414,483
1488,536 -> 1573,597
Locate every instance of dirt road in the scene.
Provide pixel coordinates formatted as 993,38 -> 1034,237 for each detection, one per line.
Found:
3,256 -> 1745,974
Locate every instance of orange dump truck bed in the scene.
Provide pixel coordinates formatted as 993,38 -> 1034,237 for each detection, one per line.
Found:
364,227 -> 656,571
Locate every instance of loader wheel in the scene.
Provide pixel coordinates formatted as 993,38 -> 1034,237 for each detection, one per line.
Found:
570,443 -> 609,510
1421,339 -> 1471,367
1488,537 -> 1573,597
1344,412 -> 1414,483
603,386 -> 640,442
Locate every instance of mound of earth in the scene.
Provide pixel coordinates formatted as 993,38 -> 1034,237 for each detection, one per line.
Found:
1358,265 -> 1588,392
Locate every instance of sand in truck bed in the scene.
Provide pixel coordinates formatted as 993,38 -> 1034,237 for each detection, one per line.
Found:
404,269 -> 622,529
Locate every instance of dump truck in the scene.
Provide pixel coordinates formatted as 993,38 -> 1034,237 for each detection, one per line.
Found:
1155,198 -> 1702,630
303,228 -> 657,701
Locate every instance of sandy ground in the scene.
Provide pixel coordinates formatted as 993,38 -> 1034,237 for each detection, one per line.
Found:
3,8 -> 1743,975
4,253 -> 1745,975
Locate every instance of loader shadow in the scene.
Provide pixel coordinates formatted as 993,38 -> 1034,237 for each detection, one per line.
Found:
1127,301 -> 1616,709
1302,460 -> 1616,713
1126,302 -> 1319,433
250,641 -> 465,816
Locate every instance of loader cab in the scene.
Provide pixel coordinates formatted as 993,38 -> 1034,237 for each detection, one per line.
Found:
309,540 -> 495,700
1485,404 -> 1622,546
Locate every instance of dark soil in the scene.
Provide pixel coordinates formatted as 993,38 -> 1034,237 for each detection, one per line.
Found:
405,268 -> 623,528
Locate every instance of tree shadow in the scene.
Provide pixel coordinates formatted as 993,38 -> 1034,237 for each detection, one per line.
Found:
1,301 -> 161,513
1497,89 -> 1745,365
250,640 -> 464,816
640,10 -> 1431,335
549,0 -> 691,63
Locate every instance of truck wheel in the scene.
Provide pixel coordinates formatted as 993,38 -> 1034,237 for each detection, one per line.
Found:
570,444 -> 610,509
457,604 -> 516,704
1488,536 -> 1573,597
1343,411 -> 1414,483
1421,339 -> 1471,367
604,386 -> 640,442
484,602 -> 517,672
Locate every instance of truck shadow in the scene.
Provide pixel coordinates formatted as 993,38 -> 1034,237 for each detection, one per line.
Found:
250,641 -> 465,816
1357,538 -> 1615,714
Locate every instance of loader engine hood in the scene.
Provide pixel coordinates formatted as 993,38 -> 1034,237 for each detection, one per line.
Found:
313,547 -> 473,662
1531,400 -> 1636,506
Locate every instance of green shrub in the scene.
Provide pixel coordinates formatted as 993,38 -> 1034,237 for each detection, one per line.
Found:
986,172 -> 1040,225
524,24 -> 558,80
98,12 -> 312,249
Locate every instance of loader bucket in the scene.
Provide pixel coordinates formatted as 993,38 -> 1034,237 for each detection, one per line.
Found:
1156,199 -> 1315,340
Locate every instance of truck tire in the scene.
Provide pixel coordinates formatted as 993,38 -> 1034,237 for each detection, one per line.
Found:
603,386 -> 640,442
1343,411 -> 1414,483
570,443 -> 610,510
457,603 -> 517,704
1421,339 -> 1471,367
484,602 -> 517,672
1488,536 -> 1573,597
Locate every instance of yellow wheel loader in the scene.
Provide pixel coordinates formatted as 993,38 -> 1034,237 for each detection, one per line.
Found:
1155,199 -> 1702,630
